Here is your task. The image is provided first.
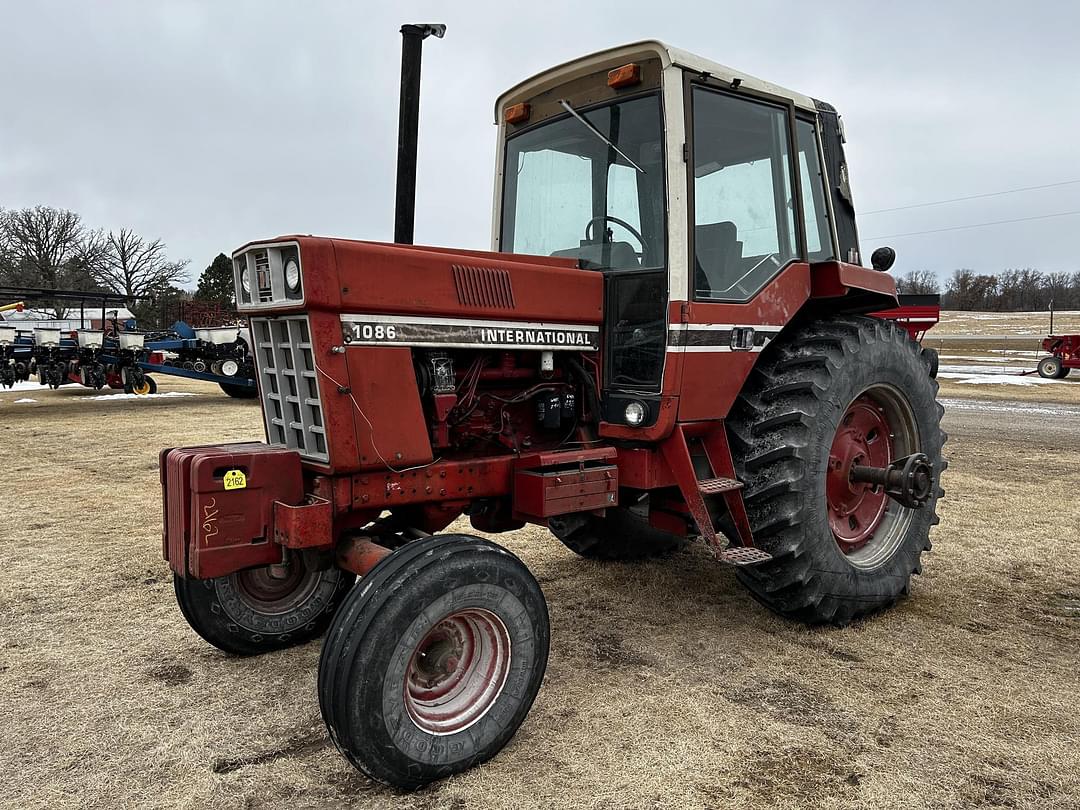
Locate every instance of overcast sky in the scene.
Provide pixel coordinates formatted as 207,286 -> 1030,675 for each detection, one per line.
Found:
2,1 -> 1077,286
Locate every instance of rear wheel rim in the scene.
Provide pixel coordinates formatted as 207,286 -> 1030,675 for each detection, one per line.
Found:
826,385 -> 918,568
403,608 -> 511,736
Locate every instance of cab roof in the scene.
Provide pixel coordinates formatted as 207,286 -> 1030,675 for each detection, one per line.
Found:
495,40 -> 818,123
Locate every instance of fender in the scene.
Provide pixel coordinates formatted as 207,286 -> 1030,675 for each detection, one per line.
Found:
809,260 -> 898,312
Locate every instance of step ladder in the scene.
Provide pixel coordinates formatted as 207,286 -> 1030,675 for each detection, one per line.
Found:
660,423 -> 772,566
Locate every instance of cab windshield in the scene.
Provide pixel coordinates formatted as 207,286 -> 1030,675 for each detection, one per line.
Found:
500,94 -> 666,271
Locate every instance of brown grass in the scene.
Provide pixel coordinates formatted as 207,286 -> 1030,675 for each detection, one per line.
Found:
1,377 -> 1079,809
932,310 -> 1080,337
935,377 -> 1080,405
915,311 -> 1080,405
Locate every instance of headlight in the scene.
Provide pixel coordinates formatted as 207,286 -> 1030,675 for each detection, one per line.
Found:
624,401 -> 647,426
284,258 -> 301,292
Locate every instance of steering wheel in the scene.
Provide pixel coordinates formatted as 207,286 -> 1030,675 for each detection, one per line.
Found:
584,215 -> 649,257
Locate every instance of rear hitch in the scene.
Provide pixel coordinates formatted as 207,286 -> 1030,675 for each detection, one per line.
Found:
850,453 -> 934,509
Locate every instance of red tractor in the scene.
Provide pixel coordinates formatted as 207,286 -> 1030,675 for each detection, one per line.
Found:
160,36 -> 945,788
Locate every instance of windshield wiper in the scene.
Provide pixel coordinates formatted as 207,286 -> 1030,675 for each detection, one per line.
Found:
557,99 -> 646,174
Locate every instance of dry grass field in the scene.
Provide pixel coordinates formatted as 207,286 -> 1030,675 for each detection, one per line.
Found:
2,361 -> 1079,809
923,311 -> 1080,406
931,310 -> 1080,337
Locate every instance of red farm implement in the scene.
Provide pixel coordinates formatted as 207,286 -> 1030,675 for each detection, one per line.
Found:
1037,333 -> 1079,378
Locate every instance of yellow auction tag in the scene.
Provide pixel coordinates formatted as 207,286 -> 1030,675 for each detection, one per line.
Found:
223,469 -> 247,491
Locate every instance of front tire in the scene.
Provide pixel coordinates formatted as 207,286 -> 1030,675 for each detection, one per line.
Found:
319,534 -> 549,790
727,316 -> 946,625
174,556 -> 355,656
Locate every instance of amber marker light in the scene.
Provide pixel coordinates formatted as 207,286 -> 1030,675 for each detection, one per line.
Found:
504,103 -> 531,124
607,63 -> 641,88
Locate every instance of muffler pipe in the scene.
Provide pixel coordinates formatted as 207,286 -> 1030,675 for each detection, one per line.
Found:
394,23 -> 446,245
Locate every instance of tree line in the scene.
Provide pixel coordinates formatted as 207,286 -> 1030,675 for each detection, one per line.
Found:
895,267 -> 1080,311
0,205 -> 234,326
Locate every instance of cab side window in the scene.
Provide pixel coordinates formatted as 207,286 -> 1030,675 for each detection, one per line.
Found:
692,87 -> 797,301
795,118 -> 835,262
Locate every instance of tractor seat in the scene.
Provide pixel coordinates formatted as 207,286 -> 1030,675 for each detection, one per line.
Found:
694,221 -> 743,297
552,240 -> 640,270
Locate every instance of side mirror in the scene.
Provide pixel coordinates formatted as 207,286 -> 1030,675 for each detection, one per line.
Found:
870,246 -> 896,272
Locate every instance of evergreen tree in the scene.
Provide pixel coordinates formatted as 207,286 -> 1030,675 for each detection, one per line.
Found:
194,253 -> 235,304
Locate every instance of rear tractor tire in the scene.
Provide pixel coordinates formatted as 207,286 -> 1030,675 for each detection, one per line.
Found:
548,499 -> 687,560
1038,356 -> 1063,379
727,315 -> 946,625
319,534 -> 550,789
174,555 -> 355,656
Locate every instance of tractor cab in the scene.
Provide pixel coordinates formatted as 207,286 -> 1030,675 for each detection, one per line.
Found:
494,41 -> 862,425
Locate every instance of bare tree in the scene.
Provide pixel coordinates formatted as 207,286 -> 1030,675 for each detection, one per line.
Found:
1045,272 -> 1071,310
91,228 -> 190,300
895,269 -> 940,295
0,206 -> 100,316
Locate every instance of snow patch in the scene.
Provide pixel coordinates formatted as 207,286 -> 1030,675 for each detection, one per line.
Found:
937,371 -> 1050,386
6,380 -> 46,393
938,364 -> 1036,376
940,397 -> 1080,418
84,391 -> 197,402
13,398 -> 37,403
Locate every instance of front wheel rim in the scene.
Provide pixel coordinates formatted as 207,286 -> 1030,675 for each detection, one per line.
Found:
826,385 -> 918,568
231,562 -> 319,615
404,608 -> 512,736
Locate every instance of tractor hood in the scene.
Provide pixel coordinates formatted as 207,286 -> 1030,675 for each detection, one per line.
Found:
231,236 -> 604,325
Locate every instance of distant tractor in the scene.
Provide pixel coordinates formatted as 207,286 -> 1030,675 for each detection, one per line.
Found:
159,37 -> 945,788
1038,334 -> 1077,378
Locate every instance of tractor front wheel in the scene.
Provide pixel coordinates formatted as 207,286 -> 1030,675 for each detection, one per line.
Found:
318,534 -> 549,789
174,556 -> 354,656
727,315 -> 946,625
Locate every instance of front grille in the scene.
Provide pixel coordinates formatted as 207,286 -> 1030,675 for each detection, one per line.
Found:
251,315 -> 328,462
254,251 -> 273,303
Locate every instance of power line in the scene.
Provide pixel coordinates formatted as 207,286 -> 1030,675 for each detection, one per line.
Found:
862,179 -> 1080,215
863,209 -> 1080,241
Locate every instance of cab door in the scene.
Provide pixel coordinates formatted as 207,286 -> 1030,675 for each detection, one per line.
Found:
677,81 -> 837,421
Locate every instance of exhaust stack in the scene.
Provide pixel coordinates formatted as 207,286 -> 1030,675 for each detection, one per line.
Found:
394,23 -> 446,245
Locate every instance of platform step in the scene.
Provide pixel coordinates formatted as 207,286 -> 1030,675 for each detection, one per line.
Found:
718,546 -> 773,566
698,477 -> 743,495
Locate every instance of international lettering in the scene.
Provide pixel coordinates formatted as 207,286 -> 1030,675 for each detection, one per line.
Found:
479,328 -> 589,347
